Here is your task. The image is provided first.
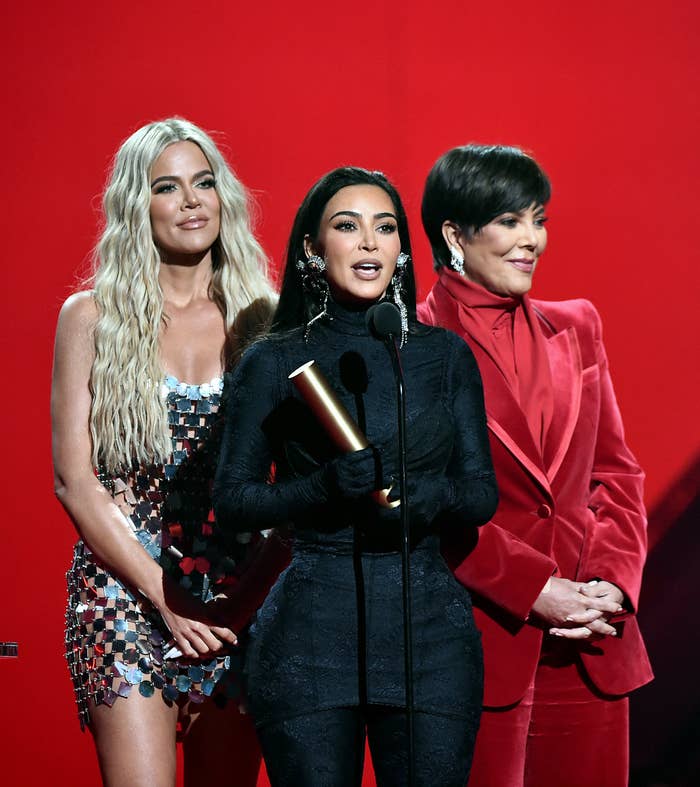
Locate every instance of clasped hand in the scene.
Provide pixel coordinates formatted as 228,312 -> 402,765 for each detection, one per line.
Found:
158,578 -> 238,660
531,578 -> 625,640
325,445 -> 388,499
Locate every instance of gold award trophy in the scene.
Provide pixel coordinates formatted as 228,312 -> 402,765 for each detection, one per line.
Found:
289,360 -> 398,508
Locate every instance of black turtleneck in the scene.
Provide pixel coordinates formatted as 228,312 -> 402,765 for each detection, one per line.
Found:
214,300 -> 497,548
212,300 -> 497,724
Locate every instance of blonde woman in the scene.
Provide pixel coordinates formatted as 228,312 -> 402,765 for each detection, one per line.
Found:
52,118 -> 279,786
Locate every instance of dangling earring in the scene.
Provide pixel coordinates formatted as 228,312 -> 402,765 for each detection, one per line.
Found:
390,251 -> 409,348
449,246 -> 465,276
306,254 -> 326,274
296,255 -> 329,339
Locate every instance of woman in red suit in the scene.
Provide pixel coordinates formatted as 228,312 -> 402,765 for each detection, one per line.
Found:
418,144 -> 652,787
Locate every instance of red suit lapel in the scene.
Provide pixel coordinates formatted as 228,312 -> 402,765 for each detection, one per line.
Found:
423,284 -> 584,494
539,322 -> 582,481
424,283 -> 549,494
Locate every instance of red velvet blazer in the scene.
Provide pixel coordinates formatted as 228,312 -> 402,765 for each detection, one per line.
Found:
418,281 -> 653,707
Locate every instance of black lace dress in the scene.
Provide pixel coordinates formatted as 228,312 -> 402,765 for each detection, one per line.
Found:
213,303 -> 497,729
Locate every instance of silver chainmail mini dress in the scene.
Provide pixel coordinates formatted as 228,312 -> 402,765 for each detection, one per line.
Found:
64,375 -> 257,729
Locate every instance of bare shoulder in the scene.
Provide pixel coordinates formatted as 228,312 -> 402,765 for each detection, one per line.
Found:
57,290 -> 98,335
59,289 -> 97,320
54,290 -> 99,366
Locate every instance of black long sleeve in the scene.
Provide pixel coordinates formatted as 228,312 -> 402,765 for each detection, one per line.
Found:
218,303 -> 495,727
443,335 -> 499,523
214,342 -> 331,531
213,304 -> 497,543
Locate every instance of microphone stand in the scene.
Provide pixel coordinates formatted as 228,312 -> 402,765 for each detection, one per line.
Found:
385,330 -> 415,787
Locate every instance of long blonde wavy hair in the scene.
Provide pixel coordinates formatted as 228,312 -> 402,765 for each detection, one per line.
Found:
90,117 -> 275,473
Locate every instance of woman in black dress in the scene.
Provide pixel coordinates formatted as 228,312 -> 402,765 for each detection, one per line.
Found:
213,167 -> 498,786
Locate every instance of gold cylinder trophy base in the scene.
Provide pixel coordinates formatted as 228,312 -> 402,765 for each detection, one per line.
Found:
289,360 -> 399,509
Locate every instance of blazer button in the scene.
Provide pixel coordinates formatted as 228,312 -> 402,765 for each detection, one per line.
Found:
537,503 -> 552,519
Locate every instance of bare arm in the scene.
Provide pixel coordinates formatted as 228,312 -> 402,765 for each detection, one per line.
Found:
52,292 -> 235,656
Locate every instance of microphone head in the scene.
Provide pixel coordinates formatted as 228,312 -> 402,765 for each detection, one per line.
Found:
366,301 -> 402,340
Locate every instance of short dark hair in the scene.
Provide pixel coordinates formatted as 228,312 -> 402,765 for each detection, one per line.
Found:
421,144 -> 551,269
272,166 -> 418,333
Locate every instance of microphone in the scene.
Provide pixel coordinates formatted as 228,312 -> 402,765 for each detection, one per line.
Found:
366,301 -> 402,343
366,301 -> 415,782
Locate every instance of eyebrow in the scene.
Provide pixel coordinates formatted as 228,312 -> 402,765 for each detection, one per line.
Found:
328,210 -> 398,222
150,169 -> 214,188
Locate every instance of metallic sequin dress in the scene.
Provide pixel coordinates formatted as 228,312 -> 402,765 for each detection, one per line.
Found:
65,375 -> 254,729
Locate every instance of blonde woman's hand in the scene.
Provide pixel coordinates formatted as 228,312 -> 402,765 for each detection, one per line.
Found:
157,578 -> 238,659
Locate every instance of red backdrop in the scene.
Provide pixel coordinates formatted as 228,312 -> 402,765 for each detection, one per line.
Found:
2,2 -> 698,784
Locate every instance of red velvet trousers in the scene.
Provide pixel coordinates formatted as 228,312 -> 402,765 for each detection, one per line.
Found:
468,643 -> 629,787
